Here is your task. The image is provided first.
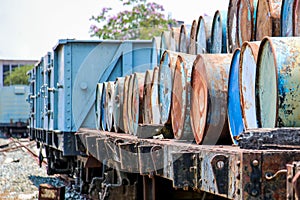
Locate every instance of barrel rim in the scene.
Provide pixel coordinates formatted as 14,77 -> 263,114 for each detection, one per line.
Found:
255,36 -> 279,128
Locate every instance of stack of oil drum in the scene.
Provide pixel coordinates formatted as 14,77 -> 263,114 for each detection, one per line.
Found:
95,0 -> 300,146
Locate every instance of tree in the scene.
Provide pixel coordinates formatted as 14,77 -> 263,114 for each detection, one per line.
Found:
4,65 -> 33,86
89,0 -> 177,40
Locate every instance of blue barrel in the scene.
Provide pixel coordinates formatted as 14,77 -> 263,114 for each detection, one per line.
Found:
158,50 -> 180,125
150,37 -> 161,69
281,0 -> 298,36
256,37 -> 300,128
191,54 -> 233,145
211,9 -> 228,53
179,24 -> 188,53
196,15 -> 213,54
227,49 -> 243,144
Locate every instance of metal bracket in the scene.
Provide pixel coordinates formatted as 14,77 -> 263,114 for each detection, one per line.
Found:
211,155 -> 229,195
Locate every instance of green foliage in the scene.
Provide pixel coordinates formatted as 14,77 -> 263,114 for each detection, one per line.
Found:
89,0 -> 177,40
4,65 -> 33,86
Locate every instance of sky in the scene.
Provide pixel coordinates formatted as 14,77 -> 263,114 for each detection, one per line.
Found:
0,0 -> 228,60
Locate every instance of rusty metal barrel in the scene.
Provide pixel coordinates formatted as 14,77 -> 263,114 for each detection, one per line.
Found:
237,0 -> 258,44
196,15 -> 213,54
179,24 -> 189,53
151,67 -> 161,124
158,50 -> 180,125
151,37 -> 161,69
227,49 -> 243,144
95,83 -> 103,130
171,27 -> 181,52
105,81 -> 115,132
122,76 -> 130,134
227,0 -> 239,53
126,74 -> 135,134
143,70 -> 154,124
132,73 -> 146,136
188,20 -> 198,55
281,0 -> 299,36
191,54 -> 233,145
255,0 -> 282,41
211,10 -> 228,53
160,31 -> 176,57
113,77 -> 125,132
100,82 -> 108,131
239,41 -> 260,130
256,37 -> 300,128
171,53 -> 197,140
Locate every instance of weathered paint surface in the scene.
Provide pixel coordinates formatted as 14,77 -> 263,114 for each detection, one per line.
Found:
127,74 -> 134,134
143,70 -> 154,124
211,9 -> 228,53
106,81 -> 115,132
196,15 -> 213,54
256,37 -> 300,128
281,0 -> 295,36
188,20 -> 198,55
158,50 -> 180,125
100,82 -> 108,131
238,0 -> 258,45
95,83 -> 103,130
227,0 -> 239,53
239,41 -> 260,129
132,73 -> 145,136
113,77 -> 125,132
151,37 -> 161,69
171,53 -> 197,140
191,54 -> 233,145
122,76 -> 130,134
255,0 -> 282,40
294,0 -> 300,36
227,49 -> 243,144
151,67 -> 161,124
179,24 -> 188,53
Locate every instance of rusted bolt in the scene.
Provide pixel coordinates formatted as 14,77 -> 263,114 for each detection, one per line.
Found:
216,160 -> 224,169
252,160 -> 259,167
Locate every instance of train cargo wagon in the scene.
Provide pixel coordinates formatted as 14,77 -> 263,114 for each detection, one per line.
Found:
0,85 -> 29,136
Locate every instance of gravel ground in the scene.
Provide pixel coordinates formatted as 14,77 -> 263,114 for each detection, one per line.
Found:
0,137 -> 85,200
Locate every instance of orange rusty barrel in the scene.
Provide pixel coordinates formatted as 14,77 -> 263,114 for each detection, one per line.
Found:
122,76 -> 130,134
237,0 -> 258,44
151,67 -> 161,124
126,74 -> 135,134
171,53 -> 197,140
95,83 -> 103,130
239,41 -> 260,130
105,81 -> 115,132
132,72 -> 146,136
255,0 -> 282,41
158,50 -> 181,125
188,20 -> 198,55
191,54 -> 233,145
211,9 -> 228,53
256,37 -> 300,128
179,24 -> 189,53
113,77 -> 125,132
281,0 -> 299,36
143,70 -> 154,124
196,15 -> 213,54
227,0 -> 239,53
